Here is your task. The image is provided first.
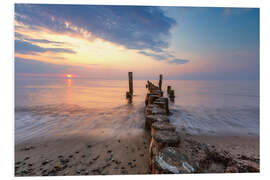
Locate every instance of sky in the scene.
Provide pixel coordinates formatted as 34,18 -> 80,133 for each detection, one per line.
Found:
14,4 -> 259,80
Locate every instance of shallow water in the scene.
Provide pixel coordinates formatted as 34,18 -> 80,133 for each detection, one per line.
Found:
15,77 -> 259,144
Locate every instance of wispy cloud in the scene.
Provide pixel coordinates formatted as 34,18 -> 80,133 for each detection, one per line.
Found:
138,50 -> 190,65
15,32 -> 65,45
15,39 -> 76,54
168,59 -> 190,64
138,51 -> 173,61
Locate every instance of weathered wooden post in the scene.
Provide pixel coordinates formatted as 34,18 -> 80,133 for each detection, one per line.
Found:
129,72 -> 133,96
169,90 -> 175,98
159,74 -> 163,90
167,86 -> 171,94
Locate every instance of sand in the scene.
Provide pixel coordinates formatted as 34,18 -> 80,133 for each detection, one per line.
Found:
15,129 -> 259,176
186,134 -> 259,159
15,128 -> 152,176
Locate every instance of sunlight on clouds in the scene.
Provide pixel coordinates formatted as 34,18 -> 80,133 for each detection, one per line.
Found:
14,18 -> 194,78
15,21 -> 161,69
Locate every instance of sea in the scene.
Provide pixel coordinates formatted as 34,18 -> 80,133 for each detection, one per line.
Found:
15,77 -> 259,144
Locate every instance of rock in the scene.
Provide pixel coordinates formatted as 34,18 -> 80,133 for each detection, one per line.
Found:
145,114 -> 169,130
93,155 -> 100,161
21,146 -> 35,151
148,95 -> 160,104
153,147 -> 196,174
151,122 -> 176,136
153,131 -> 180,145
60,159 -> 69,164
146,106 -> 166,116
41,160 -> 50,165
225,166 -> 239,173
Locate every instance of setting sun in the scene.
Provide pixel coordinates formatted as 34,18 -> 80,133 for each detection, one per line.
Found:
66,74 -> 72,78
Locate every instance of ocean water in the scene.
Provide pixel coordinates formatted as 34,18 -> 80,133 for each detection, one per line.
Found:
15,77 -> 259,144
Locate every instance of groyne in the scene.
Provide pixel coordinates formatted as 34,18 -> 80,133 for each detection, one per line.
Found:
141,76 -> 259,174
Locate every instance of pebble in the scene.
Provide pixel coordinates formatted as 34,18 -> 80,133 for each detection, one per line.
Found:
21,146 -> 35,151
93,155 -> 100,161
41,160 -> 50,165
87,145 -> 92,148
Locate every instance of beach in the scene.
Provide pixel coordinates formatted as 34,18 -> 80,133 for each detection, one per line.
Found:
15,131 -> 259,175
15,130 -> 151,176
14,78 -> 260,175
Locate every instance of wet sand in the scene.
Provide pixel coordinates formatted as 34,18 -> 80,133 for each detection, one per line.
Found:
186,134 -> 259,159
15,129 -> 152,176
15,130 -> 259,176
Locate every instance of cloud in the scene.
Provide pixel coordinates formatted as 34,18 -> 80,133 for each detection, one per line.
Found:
15,57 -> 71,74
168,59 -> 190,64
15,39 -> 76,54
25,38 -> 64,44
138,50 -> 190,65
138,51 -> 174,61
15,4 -> 177,53
15,32 -> 65,45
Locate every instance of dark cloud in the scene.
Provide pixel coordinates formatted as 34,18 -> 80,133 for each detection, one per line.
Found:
15,4 -> 177,53
15,39 -> 76,54
168,59 -> 190,64
25,38 -> 64,44
15,32 -> 65,45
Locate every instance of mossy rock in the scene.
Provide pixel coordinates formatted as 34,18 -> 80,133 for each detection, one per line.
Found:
154,147 -> 196,174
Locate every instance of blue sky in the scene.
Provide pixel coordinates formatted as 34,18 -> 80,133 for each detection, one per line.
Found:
14,4 -> 259,80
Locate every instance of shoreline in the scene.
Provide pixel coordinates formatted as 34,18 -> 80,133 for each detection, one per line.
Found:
184,133 -> 259,159
14,131 -> 259,176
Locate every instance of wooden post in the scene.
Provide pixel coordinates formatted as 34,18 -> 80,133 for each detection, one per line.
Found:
159,74 -> 163,90
128,72 -> 133,96
167,86 -> 171,94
